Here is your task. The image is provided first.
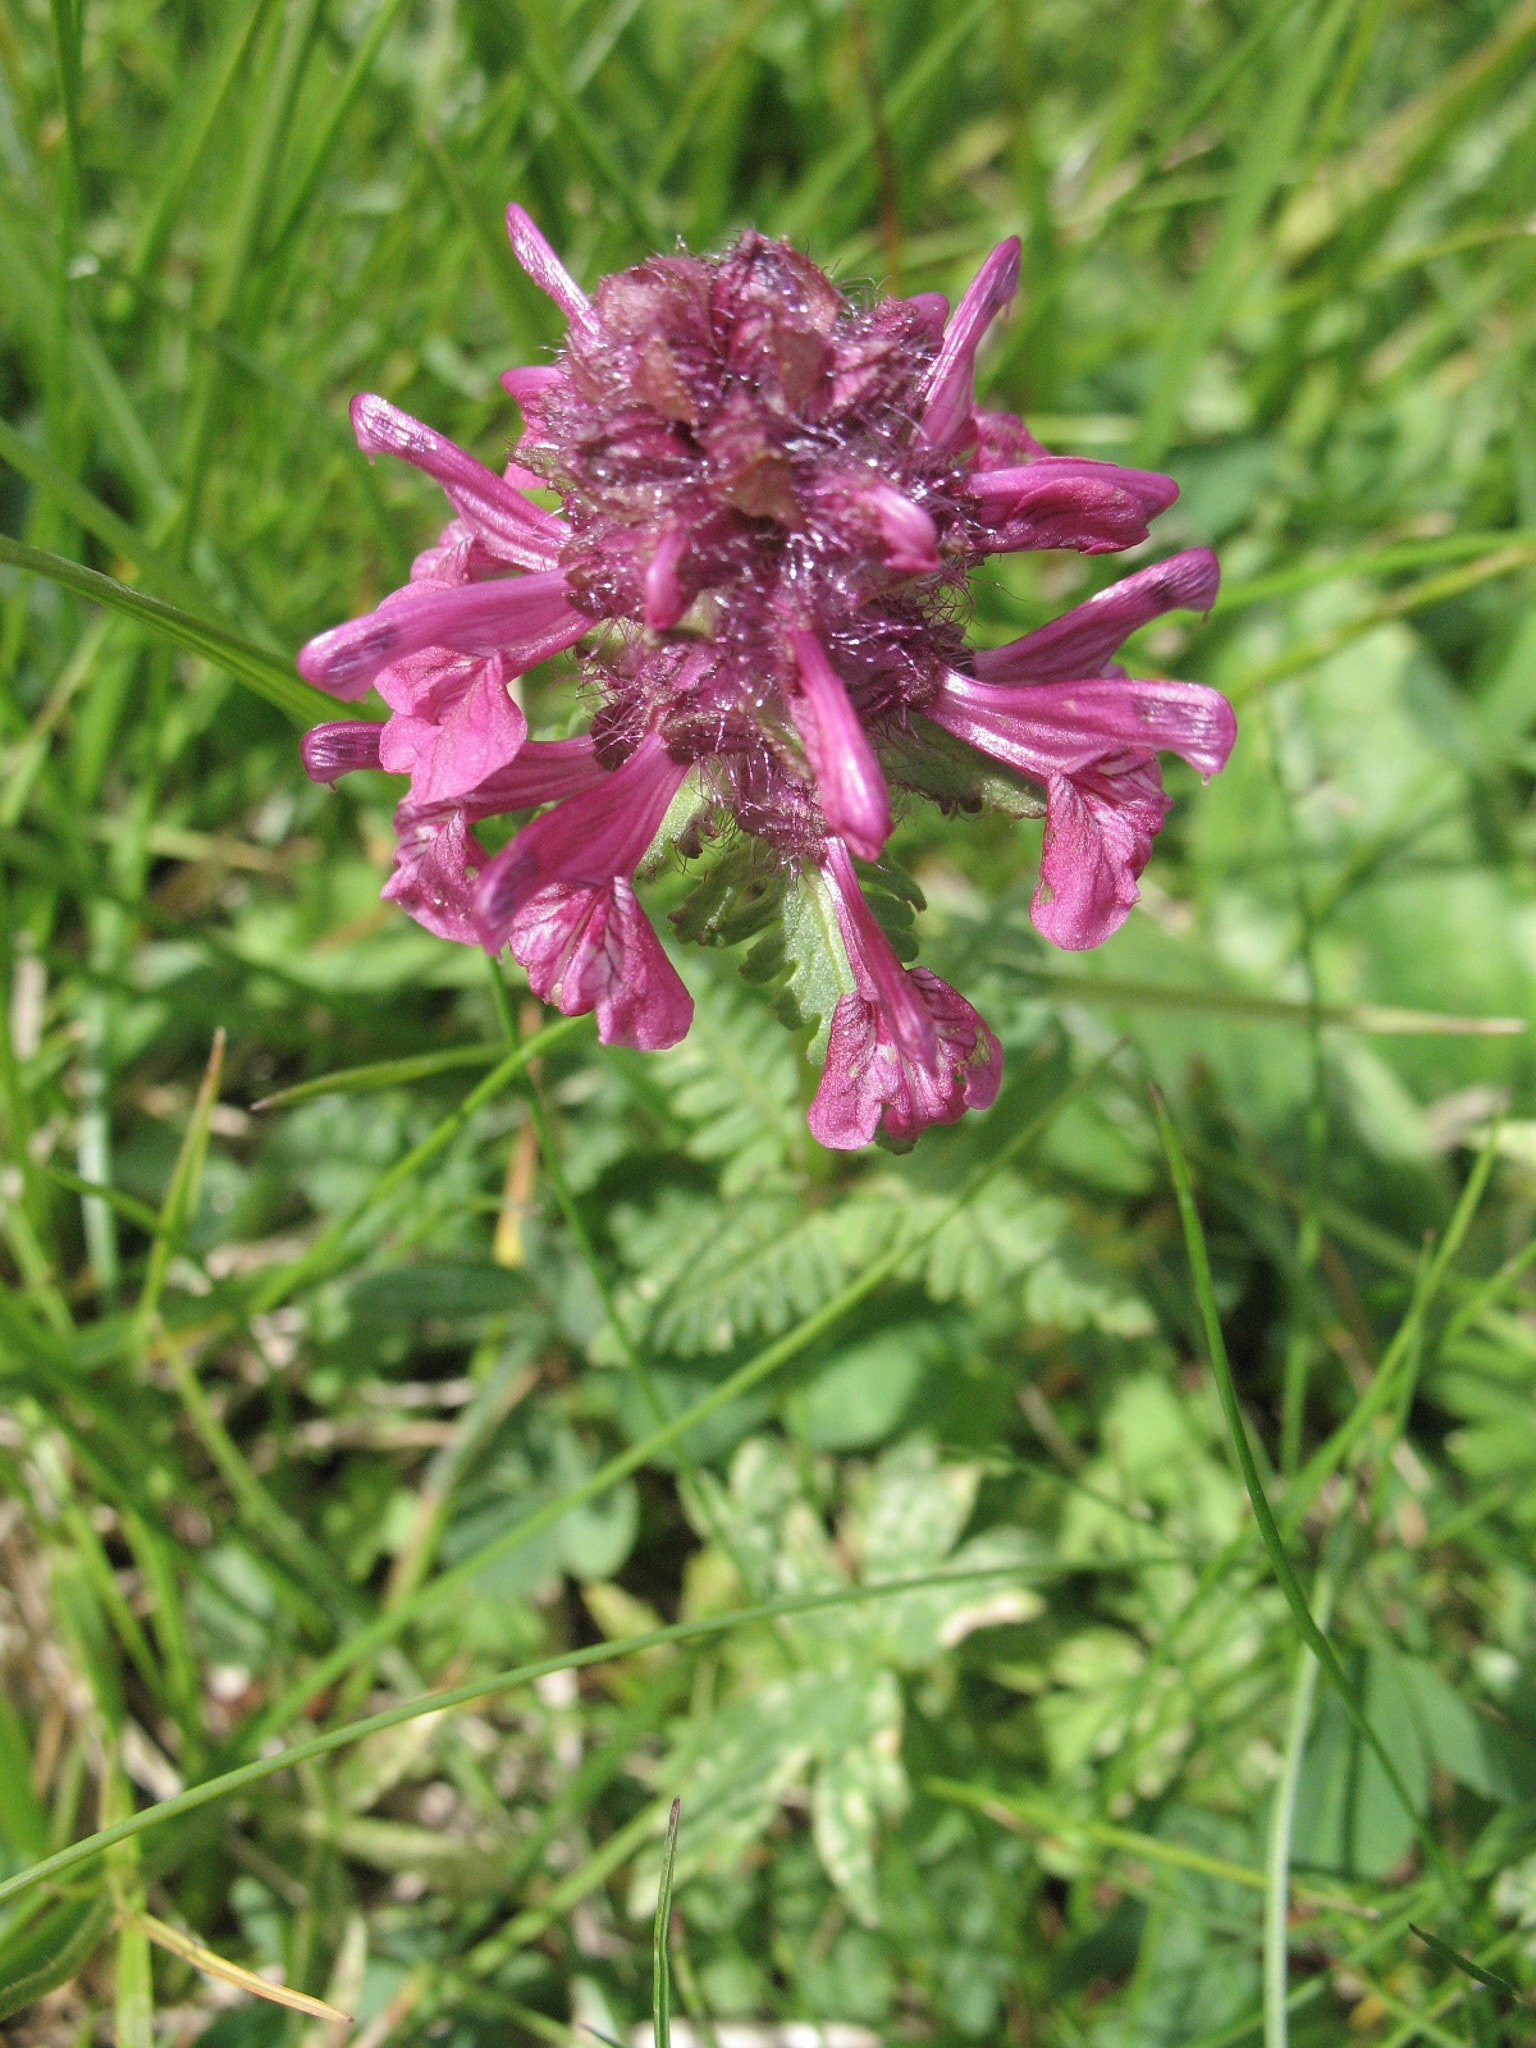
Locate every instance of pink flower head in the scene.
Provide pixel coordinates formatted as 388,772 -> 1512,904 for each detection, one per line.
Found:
297,211 -> 1234,1142
808,840 -> 1002,1150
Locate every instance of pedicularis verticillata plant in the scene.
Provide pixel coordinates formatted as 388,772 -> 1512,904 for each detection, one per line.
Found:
298,210 -> 1235,1148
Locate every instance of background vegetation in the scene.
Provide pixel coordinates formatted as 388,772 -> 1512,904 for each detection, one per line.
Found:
4,0 -> 1536,2042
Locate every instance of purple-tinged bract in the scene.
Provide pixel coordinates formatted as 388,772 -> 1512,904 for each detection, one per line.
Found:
298,209 -> 1235,1147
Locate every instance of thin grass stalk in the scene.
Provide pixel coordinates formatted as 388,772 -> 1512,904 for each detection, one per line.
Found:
1263,1567 -> 1335,2048
1152,1089 -> 1464,1907
0,1555 -> 1172,1910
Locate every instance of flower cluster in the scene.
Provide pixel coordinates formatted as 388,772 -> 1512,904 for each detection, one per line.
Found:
298,210 -> 1234,1148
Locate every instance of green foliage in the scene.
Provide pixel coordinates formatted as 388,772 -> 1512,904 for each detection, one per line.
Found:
4,0 -> 1536,2043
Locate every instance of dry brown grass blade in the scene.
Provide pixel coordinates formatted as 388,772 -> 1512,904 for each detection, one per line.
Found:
133,1912 -> 352,2023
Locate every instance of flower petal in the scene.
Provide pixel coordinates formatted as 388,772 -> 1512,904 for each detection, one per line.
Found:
475,730 -> 687,950
501,364 -> 565,407
975,550 -> 1220,684
376,654 -> 528,806
300,720 -> 383,783
808,968 -> 1002,1150
350,394 -> 566,570
644,529 -> 689,631
929,671 -> 1237,782
297,572 -> 583,699
506,205 -> 598,335
381,806 -> 487,945
968,457 -> 1179,555
1031,759 -> 1169,950
789,635 -> 892,862
509,877 -> 693,1050
918,237 -> 1021,453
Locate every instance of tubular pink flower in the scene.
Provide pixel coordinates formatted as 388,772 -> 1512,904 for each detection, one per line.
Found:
788,634 -> 892,862
855,478 -> 941,575
297,571 -> 583,700
301,720 -> 382,783
350,395 -> 566,571
808,840 -> 1002,1149
506,204 -> 598,334
475,730 -> 687,954
508,877 -> 693,1050
451,736 -> 609,819
918,237 -> 1021,453
299,215 -> 1235,1146
927,671 -> 1237,948
974,548 -> 1220,684
967,458 -> 1180,555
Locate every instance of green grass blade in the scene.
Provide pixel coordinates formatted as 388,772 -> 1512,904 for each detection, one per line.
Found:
138,1030 -> 224,1325
653,1798 -> 680,2048
251,1042 -> 507,1111
1215,529 -> 1536,612
0,1896 -> 113,2022
1006,967 -> 1523,1037
1264,1571 -> 1335,2048
129,0 -> 276,279
1152,1089 -> 1463,1906
0,537 -> 343,726
43,1167 -> 162,1237
1133,0 -> 1356,463
264,0 -> 415,257
246,1015 -> 592,1313
0,1557 -> 1159,1911
771,0 -> 993,243
1409,1927 -> 1523,2002
1280,1121 -> 1503,1534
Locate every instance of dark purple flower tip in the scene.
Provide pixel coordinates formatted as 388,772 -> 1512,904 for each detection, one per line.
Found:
296,572 -> 583,699
300,720 -> 384,783
509,877 -> 693,1050
789,634 -> 892,862
968,457 -> 1180,556
919,236 -> 1022,453
475,729 -> 687,953
506,204 -> 598,335
974,548 -> 1220,685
